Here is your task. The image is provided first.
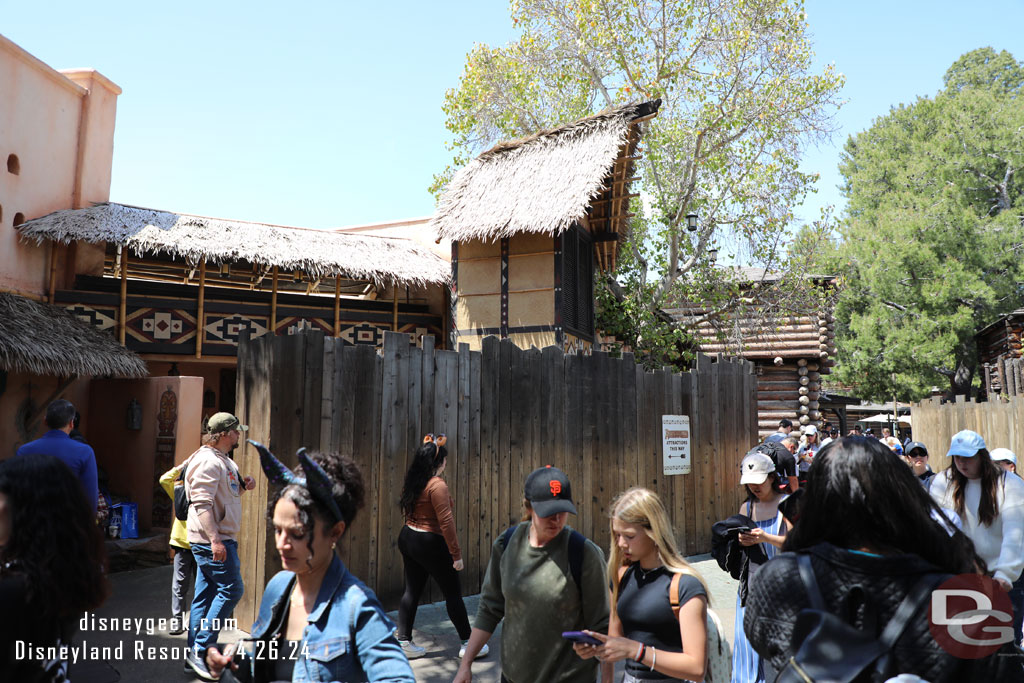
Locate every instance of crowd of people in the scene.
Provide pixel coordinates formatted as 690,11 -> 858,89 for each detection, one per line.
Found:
3,399 -> 1024,682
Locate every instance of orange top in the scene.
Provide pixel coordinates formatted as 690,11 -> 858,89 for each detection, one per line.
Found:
405,476 -> 461,561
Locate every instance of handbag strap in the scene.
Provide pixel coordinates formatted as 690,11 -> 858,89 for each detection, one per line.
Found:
796,553 -> 826,611
878,573 -> 946,648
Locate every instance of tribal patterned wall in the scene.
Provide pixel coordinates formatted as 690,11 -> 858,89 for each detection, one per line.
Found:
55,288 -> 443,357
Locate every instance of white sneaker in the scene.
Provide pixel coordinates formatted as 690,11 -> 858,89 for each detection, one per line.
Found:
459,642 -> 489,659
398,639 -> 426,659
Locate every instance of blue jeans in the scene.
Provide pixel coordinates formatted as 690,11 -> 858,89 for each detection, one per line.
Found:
188,540 -> 244,655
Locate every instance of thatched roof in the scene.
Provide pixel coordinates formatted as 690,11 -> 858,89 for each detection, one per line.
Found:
430,101 -> 660,244
0,292 -> 148,377
18,203 -> 450,287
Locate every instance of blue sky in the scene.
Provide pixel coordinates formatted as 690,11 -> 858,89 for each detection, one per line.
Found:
3,1 -> 1022,232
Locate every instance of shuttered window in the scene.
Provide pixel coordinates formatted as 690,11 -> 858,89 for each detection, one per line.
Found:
562,225 -> 594,338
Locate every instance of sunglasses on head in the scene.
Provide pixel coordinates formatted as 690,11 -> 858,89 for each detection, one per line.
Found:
423,433 -> 447,446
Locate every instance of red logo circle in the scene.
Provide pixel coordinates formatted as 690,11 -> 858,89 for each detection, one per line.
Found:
928,574 -> 1014,658
549,480 -> 562,497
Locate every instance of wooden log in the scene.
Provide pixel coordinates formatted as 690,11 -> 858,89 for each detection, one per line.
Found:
798,366 -> 809,377
797,359 -> 808,367
196,260 -> 206,359
799,387 -> 809,396
799,376 -> 810,386
118,251 -> 127,345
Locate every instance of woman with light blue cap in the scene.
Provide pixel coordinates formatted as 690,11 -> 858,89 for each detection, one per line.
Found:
929,430 -> 1024,647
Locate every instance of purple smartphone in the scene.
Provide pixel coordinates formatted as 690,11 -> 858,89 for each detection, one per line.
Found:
562,631 -> 601,645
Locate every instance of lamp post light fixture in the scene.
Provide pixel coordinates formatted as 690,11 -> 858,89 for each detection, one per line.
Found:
707,246 -> 719,264
686,213 -> 698,232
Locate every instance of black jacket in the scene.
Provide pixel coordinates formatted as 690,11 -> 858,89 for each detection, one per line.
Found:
744,543 -> 1024,682
710,514 -> 769,605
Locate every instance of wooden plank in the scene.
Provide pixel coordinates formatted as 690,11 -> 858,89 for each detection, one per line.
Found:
696,354 -> 715,555
577,352 -> 597,541
320,338 -> 336,451
301,331 -> 326,449
420,336 -> 436,440
498,339 -> 514,528
456,343 -> 472,594
377,333 -> 408,603
562,352 -> 584,539
620,353 -> 640,493
480,336 -> 501,590
348,344 -> 382,595
468,347 -> 483,589
509,343 -> 530,526
591,350 -> 613,548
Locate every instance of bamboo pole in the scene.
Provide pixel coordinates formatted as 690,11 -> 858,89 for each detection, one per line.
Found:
334,275 -> 341,337
270,266 -> 279,335
118,248 -> 128,345
48,242 -> 59,303
196,260 -> 206,359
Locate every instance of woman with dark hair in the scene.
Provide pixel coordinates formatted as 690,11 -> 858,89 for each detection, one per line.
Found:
395,434 -> 476,659
745,436 -> 1021,681
731,450 -> 787,683
929,430 -> 1024,645
0,453 -> 109,681
206,443 -> 414,682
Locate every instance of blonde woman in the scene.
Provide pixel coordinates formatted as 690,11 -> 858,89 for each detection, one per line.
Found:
574,487 -> 708,682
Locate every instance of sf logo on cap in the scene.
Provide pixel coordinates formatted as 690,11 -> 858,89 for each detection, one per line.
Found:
550,480 -> 562,497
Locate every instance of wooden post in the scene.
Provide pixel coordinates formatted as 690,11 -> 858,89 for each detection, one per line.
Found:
392,284 -> 399,332
118,248 -> 128,345
334,275 -> 341,337
196,260 -> 207,359
48,242 -> 59,304
271,266 -> 279,335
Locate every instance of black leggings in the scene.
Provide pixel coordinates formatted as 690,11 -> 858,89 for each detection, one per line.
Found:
397,525 -> 472,640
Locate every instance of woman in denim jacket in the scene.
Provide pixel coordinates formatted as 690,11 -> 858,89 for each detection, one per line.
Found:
207,444 -> 414,683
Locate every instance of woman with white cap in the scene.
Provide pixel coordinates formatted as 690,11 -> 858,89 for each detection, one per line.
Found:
731,451 -> 787,683
991,448 -> 1018,475
929,431 -> 1024,646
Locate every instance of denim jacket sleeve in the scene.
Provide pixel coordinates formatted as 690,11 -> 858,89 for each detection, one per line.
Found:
346,584 -> 415,682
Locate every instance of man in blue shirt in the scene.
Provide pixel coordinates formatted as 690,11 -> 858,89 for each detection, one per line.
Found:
17,399 -> 98,511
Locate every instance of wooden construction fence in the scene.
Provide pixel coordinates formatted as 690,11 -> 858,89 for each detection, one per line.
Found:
232,329 -> 758,622
911,394 -> 1024,472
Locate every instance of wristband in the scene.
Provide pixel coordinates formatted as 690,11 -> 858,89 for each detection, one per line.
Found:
649,647 -> 657,672
634,642 -> 645,662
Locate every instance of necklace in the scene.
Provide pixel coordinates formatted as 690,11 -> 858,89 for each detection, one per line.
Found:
634,563 -> 662,580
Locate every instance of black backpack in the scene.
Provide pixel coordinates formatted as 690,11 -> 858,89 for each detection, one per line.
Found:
499,523 -> 585,593
775,554 -> 944,683
173,464 -> 190,521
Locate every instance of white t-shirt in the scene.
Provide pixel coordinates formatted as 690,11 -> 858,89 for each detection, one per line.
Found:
929,469 -> 1024,584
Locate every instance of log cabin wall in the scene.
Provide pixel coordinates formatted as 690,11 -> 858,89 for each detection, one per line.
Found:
977,310 -> 1024,397
668,308 -> 837,440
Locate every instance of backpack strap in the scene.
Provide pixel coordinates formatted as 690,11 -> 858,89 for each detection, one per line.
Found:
878,573 -> 946,648
669,571 -> 683,619
502,524 -> 585,596
796,553 -> 826,611
567,529 -> 585,591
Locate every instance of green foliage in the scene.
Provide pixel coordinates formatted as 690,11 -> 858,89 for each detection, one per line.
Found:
434,0 -> 844,369
831,48 -> 1024,400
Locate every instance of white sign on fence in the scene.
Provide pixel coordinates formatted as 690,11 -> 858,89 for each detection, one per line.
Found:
662,415 -> 691,475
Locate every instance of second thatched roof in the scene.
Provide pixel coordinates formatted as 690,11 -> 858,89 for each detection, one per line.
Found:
18,203 -> 450,287
0,292 -> 148,377
431,101 -> 660,243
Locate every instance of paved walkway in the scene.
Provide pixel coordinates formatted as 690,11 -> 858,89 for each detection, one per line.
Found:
65,554 -> 737,682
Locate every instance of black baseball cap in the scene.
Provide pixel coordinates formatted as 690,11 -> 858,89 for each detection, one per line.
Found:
906,441 -> 928,457
524,465 -> 577,517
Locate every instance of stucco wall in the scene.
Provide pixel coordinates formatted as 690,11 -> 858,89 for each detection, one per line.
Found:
0,35 -> 118,297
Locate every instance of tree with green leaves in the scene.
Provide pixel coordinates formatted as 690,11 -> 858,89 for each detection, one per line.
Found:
830,47 -> 1024,400
433,0 -> 843,367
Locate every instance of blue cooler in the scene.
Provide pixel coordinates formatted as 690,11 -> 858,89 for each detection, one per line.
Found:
112,502 -> 139,539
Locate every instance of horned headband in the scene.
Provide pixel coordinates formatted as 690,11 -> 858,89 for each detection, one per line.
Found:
248,440 -> 344,524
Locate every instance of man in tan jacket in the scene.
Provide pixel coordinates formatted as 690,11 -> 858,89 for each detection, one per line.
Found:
183,412 -> 255,681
